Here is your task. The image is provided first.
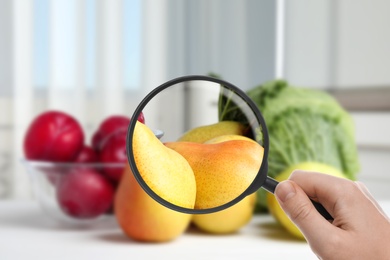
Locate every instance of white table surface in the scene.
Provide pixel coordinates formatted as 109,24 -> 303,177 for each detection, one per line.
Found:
3,200 -> 390,260
0,200 -> 321,260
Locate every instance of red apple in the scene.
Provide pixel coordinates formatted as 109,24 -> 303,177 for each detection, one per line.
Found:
74,145 -> 98,163
91,112 -> 145,152
24,111 -> 84,162
104,180 -> 119,215
137,111 -> 145,124
91,115 -> 130,152
99,128 -> 127,182
56,167 -> 114,219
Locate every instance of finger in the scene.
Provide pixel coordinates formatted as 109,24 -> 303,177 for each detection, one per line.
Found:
275,180 -> 338,245
288,170 -> 359,215
288,171 -> 382,228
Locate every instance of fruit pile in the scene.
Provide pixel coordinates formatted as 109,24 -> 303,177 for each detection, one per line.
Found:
23,110 -> 144,219
115,121 -> 261,242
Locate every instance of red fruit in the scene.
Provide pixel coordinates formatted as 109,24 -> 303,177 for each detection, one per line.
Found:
91,115 -> 130,152
24,111 -> 84,162
56,167 -> 114,219
91,131 -> 103,151
74,145 -> 98,163
91,113 -> 145,152
137,111 -> 145,124
99,128 -> 127,182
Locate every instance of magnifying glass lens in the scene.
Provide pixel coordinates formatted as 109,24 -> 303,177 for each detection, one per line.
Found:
127,76 -> 268,214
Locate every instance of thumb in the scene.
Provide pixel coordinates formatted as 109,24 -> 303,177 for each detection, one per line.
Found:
275,180 -> 335,242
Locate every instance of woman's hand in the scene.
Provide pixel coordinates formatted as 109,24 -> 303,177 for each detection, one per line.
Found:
275,171 -> 390,260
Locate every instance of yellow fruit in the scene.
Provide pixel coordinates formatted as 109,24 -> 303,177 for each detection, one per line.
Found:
114,122 -> 196,242
178,121 -> 246,143
191,134 -> 260,234
267,162 -> 347,239
165,140 -> 264,209
133,122 -> 196,208
115,165 -> 192,242
192,193 -> 257,234
204,134 -> 258,145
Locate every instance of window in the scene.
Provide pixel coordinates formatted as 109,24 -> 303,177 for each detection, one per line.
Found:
33,0 -> 142,90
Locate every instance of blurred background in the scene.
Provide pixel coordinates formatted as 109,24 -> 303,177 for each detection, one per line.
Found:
0,0 -> 389,200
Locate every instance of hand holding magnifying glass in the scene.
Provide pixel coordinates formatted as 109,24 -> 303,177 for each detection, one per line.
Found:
276,171 -> 390,259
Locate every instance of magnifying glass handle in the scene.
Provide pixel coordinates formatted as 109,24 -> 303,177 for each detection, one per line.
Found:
263,176 -> 333,220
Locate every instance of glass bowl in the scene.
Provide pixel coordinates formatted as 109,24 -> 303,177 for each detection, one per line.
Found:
22,128 -> 164,227
22,160 -> 125,227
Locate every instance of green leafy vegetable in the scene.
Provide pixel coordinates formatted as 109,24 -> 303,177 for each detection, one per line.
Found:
219,80 -> 360,211
218,86 -> 264,144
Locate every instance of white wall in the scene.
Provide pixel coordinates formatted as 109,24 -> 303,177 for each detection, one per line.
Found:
0,0 -> 14,198
336,0 -> 390,87
284,0 -> 333,88
0,0 -> 13,96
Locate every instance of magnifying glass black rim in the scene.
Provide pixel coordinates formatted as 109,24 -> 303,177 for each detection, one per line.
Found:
126,75 -> 269,214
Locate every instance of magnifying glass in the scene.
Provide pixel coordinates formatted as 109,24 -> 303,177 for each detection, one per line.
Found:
126,75 -> 332,219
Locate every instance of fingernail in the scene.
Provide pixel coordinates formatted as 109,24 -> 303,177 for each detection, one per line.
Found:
276,181 -> 296,202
